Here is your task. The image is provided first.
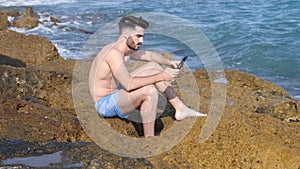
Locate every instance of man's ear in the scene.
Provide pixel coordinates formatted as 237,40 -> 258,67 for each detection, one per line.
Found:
122,29 -> 129,38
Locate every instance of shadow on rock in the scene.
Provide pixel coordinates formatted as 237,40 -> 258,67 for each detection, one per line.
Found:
0,54 -> 26,68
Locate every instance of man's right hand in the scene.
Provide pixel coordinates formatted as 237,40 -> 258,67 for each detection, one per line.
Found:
163,67 -> 180,81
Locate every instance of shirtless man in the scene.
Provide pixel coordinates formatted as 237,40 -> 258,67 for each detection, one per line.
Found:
89,15 -> 207,137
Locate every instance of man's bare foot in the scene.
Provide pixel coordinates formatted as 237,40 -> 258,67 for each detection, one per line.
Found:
175,106 -> 207,121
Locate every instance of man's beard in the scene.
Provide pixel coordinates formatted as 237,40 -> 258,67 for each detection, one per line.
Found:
126,38 -> 140,51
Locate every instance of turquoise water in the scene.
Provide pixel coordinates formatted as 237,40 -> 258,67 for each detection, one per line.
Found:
1,0 -> 299,99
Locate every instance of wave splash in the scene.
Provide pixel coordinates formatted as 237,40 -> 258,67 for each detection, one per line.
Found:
0,0 -> 76,7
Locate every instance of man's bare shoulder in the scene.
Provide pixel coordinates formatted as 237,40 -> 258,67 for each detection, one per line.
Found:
104,48 -> 124,63
94,44 -> 122,61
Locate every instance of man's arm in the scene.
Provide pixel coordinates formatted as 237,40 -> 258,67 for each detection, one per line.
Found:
107,50 -> 178,91
130,50 -> 173,66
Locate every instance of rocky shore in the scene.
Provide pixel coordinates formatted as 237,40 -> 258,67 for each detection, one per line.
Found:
1,8 -> 300,169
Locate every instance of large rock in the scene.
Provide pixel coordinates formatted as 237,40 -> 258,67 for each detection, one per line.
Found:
0,30 -> 76,112
12,7 -> 40,29
13,17 -> 39,29
0,30 -> 59,65
21,7 -> 40,19
0,30 -> 75,71
0,30 -> 75,112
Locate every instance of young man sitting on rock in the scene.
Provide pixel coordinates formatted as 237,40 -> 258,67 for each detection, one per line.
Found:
89,15 -> 207,137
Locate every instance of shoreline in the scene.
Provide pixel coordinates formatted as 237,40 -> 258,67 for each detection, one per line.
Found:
1,5 -> 300,100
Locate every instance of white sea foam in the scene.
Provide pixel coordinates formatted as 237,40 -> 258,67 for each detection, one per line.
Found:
8,27 -> 28,34
29,24 -> 54,34
53,43 -> 71,59
0,0 -> 76,7
7,16 -> 14,23
8,23 -> 54,35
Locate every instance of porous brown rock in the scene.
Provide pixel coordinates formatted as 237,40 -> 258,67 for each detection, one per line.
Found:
12,16 -> 39,29
0,30 -> 59,65
0,13 -> 10,30
0,64 -> 74,112
0,99 -> 90,142
0,30 -> 75,111
0,30 -> 75,71
0,9 -> 19,17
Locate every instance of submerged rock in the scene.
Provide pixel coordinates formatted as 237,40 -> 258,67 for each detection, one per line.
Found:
12,7 -> 40,29
13,16 -> 39,29
21,7 -> 40,19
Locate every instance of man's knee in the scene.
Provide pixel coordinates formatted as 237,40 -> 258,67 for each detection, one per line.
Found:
147,61 -> 163,70
142,84 -> 158,97
130,62 -> 163,77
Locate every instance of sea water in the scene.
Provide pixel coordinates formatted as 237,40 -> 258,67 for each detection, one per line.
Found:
1,0 -> 299,99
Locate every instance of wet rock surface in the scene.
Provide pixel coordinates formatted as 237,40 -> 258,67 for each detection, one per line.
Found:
0,19 -> 299,168
0,139 -> 153,169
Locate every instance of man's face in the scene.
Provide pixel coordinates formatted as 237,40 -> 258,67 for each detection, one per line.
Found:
126,26 -> 144,51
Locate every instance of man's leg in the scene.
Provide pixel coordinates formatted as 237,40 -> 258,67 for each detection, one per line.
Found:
130,62 -> 207,120
117,84 -> 158,137
156,81 -> 207,120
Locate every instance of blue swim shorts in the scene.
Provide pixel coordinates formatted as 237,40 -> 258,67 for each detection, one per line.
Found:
95,91 -> 128,118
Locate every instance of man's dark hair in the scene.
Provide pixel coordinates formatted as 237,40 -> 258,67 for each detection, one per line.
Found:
118,15 -> 149,33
